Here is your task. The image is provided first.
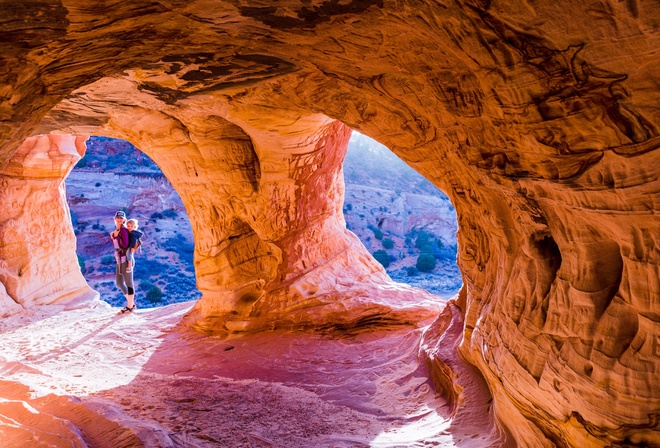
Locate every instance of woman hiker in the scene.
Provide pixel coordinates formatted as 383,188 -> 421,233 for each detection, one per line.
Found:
110,210 -> 136,313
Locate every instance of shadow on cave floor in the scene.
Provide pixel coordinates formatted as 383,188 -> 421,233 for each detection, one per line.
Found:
95,308 -> 498,447
0,301 -> 498,448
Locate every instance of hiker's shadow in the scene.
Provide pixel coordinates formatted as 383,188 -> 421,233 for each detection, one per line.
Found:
30,314 -> 124,365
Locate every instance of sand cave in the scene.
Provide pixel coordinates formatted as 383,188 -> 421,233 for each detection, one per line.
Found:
0,1 -> 659,447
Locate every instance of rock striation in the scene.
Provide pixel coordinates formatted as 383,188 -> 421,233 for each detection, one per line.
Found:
0,134 -> 98,313
0,1 -> 658,446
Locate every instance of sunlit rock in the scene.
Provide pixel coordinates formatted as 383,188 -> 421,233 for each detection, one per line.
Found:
0,135 -> 99,309
0,281 -> 22,317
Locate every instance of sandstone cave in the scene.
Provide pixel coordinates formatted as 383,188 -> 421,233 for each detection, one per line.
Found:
0,1 -> 658,447
65,133 -> 460,310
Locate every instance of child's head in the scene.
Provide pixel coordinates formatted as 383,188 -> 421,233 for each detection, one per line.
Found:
127,218 -> 139,231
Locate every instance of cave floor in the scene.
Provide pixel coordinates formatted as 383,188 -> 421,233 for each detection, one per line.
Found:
0,301 -> 499,447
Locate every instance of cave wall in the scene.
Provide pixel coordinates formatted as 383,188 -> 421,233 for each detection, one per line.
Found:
0,134 -> 98,313
1,1 -> 658,446
38,81 -> 443,332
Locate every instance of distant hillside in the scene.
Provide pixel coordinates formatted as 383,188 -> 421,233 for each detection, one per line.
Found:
66,134 -> 461,308
344,133 -> 446,198
343,133 -> 461,296
67,170 -> 197,309
74,137 -> 162,173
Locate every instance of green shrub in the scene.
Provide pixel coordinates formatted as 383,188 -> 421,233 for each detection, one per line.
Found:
382,238 -> 394,249
101,255 -> 115,265
420,244 -> 435,254
134,258 -> 169,279
416,253 -> 436,272
373,228 -> 383,240
77,254 -> 85,273
163,236 -> 194,253
415,230 -> 432,249
373,250 -> 390,268
146,286 -> 163,303
406,266 -> 418,276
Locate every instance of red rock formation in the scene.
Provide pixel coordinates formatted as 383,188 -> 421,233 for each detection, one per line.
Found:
0,378 -> 178,446
0,1 -> 658,446
0,134 -> 98,313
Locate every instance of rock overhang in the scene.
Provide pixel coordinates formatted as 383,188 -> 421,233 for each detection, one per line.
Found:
0,1 -> 659,446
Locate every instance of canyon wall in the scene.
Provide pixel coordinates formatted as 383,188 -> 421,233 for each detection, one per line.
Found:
0,1 -> 658,446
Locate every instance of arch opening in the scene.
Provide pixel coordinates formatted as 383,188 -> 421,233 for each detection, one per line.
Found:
0,2 -> 657,445
342,132 -> 462,298
3,68 -> 461,330
66,136 -> 201,309
64,130 -> 462,314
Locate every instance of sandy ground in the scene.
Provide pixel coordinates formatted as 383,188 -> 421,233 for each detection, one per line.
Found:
0,301 -> 501,447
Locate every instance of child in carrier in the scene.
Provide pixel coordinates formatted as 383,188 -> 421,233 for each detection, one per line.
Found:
126,218 -> 144,273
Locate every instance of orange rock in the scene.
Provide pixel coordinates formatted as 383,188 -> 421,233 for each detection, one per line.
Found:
0,1 -> 658,446
0,135 -> 98,310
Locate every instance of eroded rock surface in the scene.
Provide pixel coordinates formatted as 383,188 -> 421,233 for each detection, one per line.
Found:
0,134 -> 98,312
0,1 -> 658,446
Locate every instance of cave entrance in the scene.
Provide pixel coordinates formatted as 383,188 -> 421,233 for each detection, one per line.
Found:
67,131 -> 462,312
67,137 -> 201,309
343,132 -> 462,297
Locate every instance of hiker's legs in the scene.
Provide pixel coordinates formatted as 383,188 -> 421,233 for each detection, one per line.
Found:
122,268 -> 135,309
115,263 -> 128,295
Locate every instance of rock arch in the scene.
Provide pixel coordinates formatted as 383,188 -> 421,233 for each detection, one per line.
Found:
1,1 -> 658,446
